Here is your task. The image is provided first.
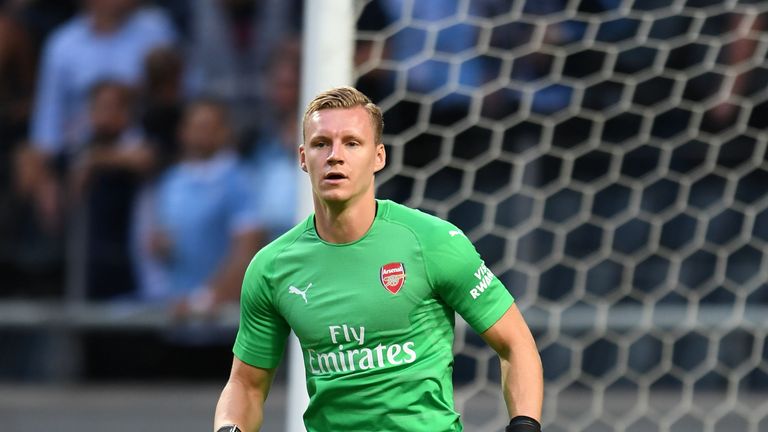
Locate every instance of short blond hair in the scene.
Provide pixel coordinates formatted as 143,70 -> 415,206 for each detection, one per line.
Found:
302,86 -> 384,145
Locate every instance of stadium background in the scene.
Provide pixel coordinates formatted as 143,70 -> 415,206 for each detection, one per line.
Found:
1,1 -> 767,431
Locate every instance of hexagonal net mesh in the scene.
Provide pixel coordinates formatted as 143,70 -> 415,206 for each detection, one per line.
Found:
353,1 -> 768,431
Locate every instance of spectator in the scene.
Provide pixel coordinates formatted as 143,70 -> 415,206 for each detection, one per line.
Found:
242,36 -> 300,239
15,0 -> 176,232
0,5 -> 48,297
707,11 -> 767,127
140,46 -> 185,171
0,4 -> 36,178
129,46 -> 187,299
146,99 -> 263,314
187,0 -> 302,131
0,7 -> 35,146
10,0 -> 79,48
71,80 -> 154,300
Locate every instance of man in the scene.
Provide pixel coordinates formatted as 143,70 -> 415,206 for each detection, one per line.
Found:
145,99 -> 263,312
71,80 -> 153,299
214,87 -> 543,432
15,0 -> 175,231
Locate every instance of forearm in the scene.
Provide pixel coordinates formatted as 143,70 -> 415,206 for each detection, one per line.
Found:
89,147 -> 156,175
480,305 -> 545,422
209,256 -> 251,302
214,379 -> 266,432
14,146 -> 54,195
209,231 -> 263,302
500,343 -> 543,421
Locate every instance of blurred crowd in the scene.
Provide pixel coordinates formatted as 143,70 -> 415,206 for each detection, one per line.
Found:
0,0 -> 303,317
1,0 -> 766,315
1,0 -> 767,385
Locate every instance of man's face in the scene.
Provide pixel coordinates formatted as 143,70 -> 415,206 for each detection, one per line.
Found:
86,0 -> 137,18
300,106 -> 385,205
179,105 -> 230,159
90,86 -> 131,138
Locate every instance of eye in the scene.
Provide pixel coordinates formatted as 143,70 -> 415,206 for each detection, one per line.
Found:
313,140 -> 328,148
347,140 -> 361,147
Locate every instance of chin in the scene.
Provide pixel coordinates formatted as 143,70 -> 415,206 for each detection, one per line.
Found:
323,195 -> 352,204
316,190 -> 350,204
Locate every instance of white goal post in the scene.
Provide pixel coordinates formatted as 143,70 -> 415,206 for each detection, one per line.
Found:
289,1 -> 356,431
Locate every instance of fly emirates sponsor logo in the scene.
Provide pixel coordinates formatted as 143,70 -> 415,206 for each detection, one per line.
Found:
307,324 -> 417,375
470,263 -> 495,299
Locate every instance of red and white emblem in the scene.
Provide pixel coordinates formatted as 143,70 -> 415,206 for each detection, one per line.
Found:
380,262 -> 406,294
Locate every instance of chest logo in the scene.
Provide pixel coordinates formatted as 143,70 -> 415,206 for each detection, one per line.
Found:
288,282 -> 312,303
380,262 -> 406,294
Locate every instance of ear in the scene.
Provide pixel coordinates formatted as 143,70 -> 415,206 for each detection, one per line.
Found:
374,143 -> 386,173
299,144 -> 308,172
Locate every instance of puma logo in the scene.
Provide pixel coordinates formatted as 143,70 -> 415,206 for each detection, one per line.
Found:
288,283 -> 313,304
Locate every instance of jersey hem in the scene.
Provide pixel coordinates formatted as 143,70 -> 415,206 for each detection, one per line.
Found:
233,345 -> 281,369
474,296 -> 516,334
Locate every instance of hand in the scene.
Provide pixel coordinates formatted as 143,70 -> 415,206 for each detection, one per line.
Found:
708,101 -> 738,124
506,416 -> 541,432
68,162 -> 92,203
172,287 -> 218,321
35,175 -> 62,232
148,231 -> 173,262
67,147 -> 111,202
14,144 -> 42,196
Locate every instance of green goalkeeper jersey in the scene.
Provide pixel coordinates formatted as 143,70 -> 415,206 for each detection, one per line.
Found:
234,200 -> 515,431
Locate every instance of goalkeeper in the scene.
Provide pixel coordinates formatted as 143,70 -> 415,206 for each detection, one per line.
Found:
214,86 -> 543,432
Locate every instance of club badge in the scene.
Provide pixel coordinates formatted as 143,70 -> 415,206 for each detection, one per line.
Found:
380,262 -> 406,294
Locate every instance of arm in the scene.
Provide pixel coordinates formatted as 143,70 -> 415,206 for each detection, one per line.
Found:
220,244 -> 290,431
0,15 -> 35,123
420,222 -> 540,424
172,162 -> 265,315
214,356 -> 276,432
17,24 -> 67,220
711,12 -> 767,122
83,145 -> 157,175
30,31 -> 67,155
727,13 -> 766,94
480,303 -> 543,422
208,167 -> 266,305
175,229 -> 264,317
13,144 -> 61,232
208,229 -> 265,304
69,145 -> 157,201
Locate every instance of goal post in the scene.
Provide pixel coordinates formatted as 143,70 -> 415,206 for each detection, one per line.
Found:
289,1 -> 356,431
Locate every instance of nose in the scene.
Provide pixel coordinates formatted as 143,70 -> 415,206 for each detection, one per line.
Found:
326,140 -> 345,165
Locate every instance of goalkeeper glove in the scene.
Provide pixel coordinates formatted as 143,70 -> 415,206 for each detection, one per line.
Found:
506,415 -> 541,432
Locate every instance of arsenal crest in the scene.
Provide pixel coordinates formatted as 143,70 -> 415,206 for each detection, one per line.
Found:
380,262 -> 406,294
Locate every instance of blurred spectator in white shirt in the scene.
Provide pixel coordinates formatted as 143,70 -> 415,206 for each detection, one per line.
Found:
15,0 -> 176,233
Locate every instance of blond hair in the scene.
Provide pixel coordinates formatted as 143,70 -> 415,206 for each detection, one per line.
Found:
302,86 -> 384,144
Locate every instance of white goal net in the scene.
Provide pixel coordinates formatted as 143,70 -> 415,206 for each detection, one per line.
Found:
352,1 -> 768,431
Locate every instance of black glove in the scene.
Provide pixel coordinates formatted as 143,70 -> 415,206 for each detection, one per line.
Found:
505,415 -> 541,432
215,426 -> 241,432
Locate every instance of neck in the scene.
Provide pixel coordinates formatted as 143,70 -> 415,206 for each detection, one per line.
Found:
313,194 -> 377,244
184,148 -> 220,162
152,84 -> 180,106
90,12 -> 126,34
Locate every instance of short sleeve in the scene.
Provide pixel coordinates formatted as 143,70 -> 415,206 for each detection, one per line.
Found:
30,32 -> 69,153
426,227 -> 514,334
233,253 -> 290,368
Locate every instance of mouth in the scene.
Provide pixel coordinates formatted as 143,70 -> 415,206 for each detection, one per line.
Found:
323,172 -> 348,182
